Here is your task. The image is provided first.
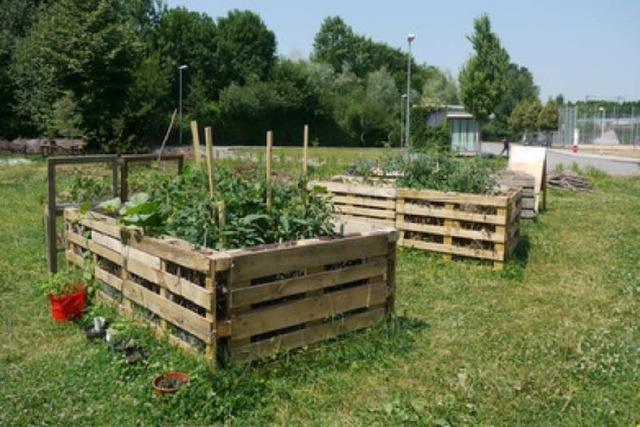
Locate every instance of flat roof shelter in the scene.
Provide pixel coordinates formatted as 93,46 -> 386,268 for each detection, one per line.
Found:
426,105 -> 480,153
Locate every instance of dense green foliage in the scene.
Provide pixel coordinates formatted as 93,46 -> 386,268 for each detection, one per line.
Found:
350,149 -> 498,194
100,164 -> 334,250
459,14 -> 509,124
508,97 -> 559,142
2,3 -> 569,148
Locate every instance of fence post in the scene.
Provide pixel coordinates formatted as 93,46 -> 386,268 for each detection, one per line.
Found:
266,131 -> 273,210
190,120 -> 201,164
303,124 -> 309,177
204,127 -> 215,196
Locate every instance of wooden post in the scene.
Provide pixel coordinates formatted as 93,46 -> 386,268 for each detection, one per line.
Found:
190,120 -> 201,164
204,127 -> 215,196
205,260 -> 217,372
302,124 -> 309,177
266,131 -> 273,210
443,203 -> 455,261
217,201 -> 225,244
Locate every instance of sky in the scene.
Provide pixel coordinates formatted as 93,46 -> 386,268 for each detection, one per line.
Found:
167,0 -> 640,102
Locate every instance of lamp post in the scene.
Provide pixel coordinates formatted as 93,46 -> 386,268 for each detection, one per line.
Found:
599,106 -> 605,140
400,93 -> 407,147
405,33 -> 415,148
178,64 -> 188,146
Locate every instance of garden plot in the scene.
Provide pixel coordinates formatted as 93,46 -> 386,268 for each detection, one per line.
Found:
64,208 -> 396,370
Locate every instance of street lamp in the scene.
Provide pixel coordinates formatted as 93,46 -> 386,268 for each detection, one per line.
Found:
405,33 -> 415,148
599,106 -> 605,140
178,64 -> 188,146
400,94 -> 407,147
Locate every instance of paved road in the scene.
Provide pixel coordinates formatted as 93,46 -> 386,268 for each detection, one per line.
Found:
482,143 -> 640,176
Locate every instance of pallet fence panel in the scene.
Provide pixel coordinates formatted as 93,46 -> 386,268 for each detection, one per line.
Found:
62,208 -> 396,369
309,181 -> 397,225
312,180 -> 522,268
223,230 -> 395,362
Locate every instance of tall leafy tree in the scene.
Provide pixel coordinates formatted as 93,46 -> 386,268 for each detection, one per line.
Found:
459,14 -> 509,128
537,98 -> 559,145
485,63 -> 539,139
216,10 -> 276,86
312,17 -> 356,73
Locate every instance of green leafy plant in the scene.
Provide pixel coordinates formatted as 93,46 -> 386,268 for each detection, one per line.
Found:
100,164 -> 334,250
37,268 -> 84,297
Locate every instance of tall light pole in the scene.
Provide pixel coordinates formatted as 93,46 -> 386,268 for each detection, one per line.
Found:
599,106 -> 605,140
178,64 -> 188,146
405,33 -> 415,148
400,93 -> 407,147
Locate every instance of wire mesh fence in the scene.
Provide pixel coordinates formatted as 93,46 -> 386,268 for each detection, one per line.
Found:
554,103 -> 640,147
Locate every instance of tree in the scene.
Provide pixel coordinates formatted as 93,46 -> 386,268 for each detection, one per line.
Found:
459,14 -> 510,127
420,68 -> 459,106
153,7 -> 219,102
216,10 -> 276,86
537,98 -> 559,145
508,98 -> 541,141
483,63 -> 538,140
312,16 -> 356,73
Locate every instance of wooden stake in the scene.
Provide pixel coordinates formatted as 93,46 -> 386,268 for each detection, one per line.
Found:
217,201 -> 225,244
303,124 -> 309,177
266,130 -> 273,210
190,120 -> 201,164
204,127 -> 215,196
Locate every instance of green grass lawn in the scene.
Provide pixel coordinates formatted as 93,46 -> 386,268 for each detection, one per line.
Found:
1,155 -> 639,426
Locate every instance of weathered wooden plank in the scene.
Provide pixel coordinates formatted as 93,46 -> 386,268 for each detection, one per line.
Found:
88,240 -> 123,266
231,306 -> 386,362
123,245 -> 161,269
229,234 -> 390,283
91,230 -> 123,253
399,221 -> 505,242
332,195 -> 396,209
126,236 -> 212,273
399,203 -> 506,225
66,231 -> 88,248
334,205 -> 395,219
95,266 -> 123,291
397,188 -> 510,207
79,217 -> 121,238
402,239 -> 500,261
309,180 -> 397,198
65,249 -> 84,267
230,258 -> 387,308
230,281 -> 388,341
125,257 -> 213,310
121,279 -> 213,342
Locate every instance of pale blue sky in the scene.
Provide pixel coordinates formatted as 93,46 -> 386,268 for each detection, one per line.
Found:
167,0 -> 640,101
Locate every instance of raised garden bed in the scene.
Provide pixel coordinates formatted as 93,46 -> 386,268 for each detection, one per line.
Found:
64,208 -> 397,370
311,180 -> 521,269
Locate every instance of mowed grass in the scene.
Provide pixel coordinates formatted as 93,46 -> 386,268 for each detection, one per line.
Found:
0,154 -> 639,426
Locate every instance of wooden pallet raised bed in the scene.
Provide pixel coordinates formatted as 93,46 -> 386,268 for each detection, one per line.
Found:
63,208 -> 396,370
311,180 -> 522,269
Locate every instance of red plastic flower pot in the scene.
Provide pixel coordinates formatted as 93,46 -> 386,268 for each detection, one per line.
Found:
49,286 -> 86,322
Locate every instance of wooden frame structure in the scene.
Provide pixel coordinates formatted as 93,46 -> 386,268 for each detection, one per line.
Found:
64,208 -> 396,370
310,180 -> 522,269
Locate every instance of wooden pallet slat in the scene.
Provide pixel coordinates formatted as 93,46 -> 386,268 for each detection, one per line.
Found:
230,258 -> 386,308
231,306 -> 386,362
229,233 -> 390,284
230,281 -> 388,341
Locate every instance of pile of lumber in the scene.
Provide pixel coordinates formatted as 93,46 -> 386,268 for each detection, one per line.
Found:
547,171 -> 592,191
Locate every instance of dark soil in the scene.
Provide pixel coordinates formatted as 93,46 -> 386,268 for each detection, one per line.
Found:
157,376 -> 187,390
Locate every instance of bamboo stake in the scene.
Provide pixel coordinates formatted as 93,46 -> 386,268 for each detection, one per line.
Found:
303,124 -> 309,177
190,120 -> 202,164
266,130 -> 273,210
204,127 -> 215,196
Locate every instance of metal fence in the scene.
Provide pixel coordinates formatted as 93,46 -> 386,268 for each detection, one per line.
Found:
554,104 -> 640,147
